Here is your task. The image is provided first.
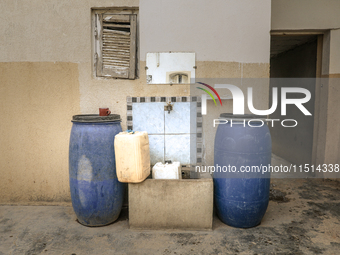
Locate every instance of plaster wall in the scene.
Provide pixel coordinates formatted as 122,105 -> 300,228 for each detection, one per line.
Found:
0,0 -> 271,203
140,0 -> 271,63
271,0 -> 340,30
0,0 -> 139,63
329,29 -> 340,74
323,30 -> 340,168
0,62 -> 80,203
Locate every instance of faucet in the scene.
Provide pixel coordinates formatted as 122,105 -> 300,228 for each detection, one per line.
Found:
165,102 -> 173,114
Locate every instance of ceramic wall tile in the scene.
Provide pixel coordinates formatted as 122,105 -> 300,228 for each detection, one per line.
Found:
165,134 -> 195,165
165,102 -> 190,134
130,97 -> 201,165
132,103 -> 164,134
148,135 -> 164,165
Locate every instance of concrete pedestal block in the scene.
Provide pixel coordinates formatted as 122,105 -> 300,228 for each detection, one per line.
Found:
128,172 -> 213,230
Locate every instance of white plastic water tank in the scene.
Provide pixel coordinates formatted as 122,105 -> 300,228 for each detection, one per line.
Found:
152,162 -> 182,179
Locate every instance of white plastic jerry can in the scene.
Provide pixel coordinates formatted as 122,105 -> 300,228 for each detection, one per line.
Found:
114,131 -> 150,183
152,162 -> 182,179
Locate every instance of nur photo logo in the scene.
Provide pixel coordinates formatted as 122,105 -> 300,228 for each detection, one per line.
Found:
196,82 -> 223,107
196,82 -> 312,128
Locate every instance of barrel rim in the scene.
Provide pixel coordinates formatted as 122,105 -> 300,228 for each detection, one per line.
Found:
72,114 -> 121,123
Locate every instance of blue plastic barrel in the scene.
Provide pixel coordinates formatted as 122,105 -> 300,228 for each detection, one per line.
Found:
214,114 -> 271,228
69,114 -> 124,226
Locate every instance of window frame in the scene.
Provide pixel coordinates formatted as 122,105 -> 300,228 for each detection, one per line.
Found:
92,8 -> 139,79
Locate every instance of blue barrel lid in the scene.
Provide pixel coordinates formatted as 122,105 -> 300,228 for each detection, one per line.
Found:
72,114 -> 121,123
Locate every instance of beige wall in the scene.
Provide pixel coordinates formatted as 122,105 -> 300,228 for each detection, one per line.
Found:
0,62 -> 80,203
329,29 -> 340,74
324,29 -> 340,169
271,0 -> 340,30
140,0 -> 271,63
0,0 -> 271,203
0,0 -> 139,63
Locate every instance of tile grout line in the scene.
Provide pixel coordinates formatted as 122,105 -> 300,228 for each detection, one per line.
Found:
127,96 -> 198,165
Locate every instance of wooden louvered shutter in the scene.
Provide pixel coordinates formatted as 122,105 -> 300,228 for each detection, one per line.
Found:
95,14 -> 136,79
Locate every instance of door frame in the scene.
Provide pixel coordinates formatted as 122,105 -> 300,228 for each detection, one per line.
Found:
270,30 -> 329,167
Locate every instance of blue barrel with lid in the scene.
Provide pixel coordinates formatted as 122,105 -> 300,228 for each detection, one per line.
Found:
69,114 -> 123,226
214,113 -> 271,228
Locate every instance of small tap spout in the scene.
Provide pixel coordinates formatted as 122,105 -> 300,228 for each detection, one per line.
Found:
164,102 -> 173,114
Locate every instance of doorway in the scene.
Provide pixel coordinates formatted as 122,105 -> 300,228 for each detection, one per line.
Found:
269,34 -> 321,166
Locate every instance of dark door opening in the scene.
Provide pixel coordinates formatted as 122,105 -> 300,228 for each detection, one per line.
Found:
269,34 -> 318,166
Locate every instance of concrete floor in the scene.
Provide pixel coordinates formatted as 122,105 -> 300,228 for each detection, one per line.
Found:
1,154 -> 340,254
0,178 -> 339,255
